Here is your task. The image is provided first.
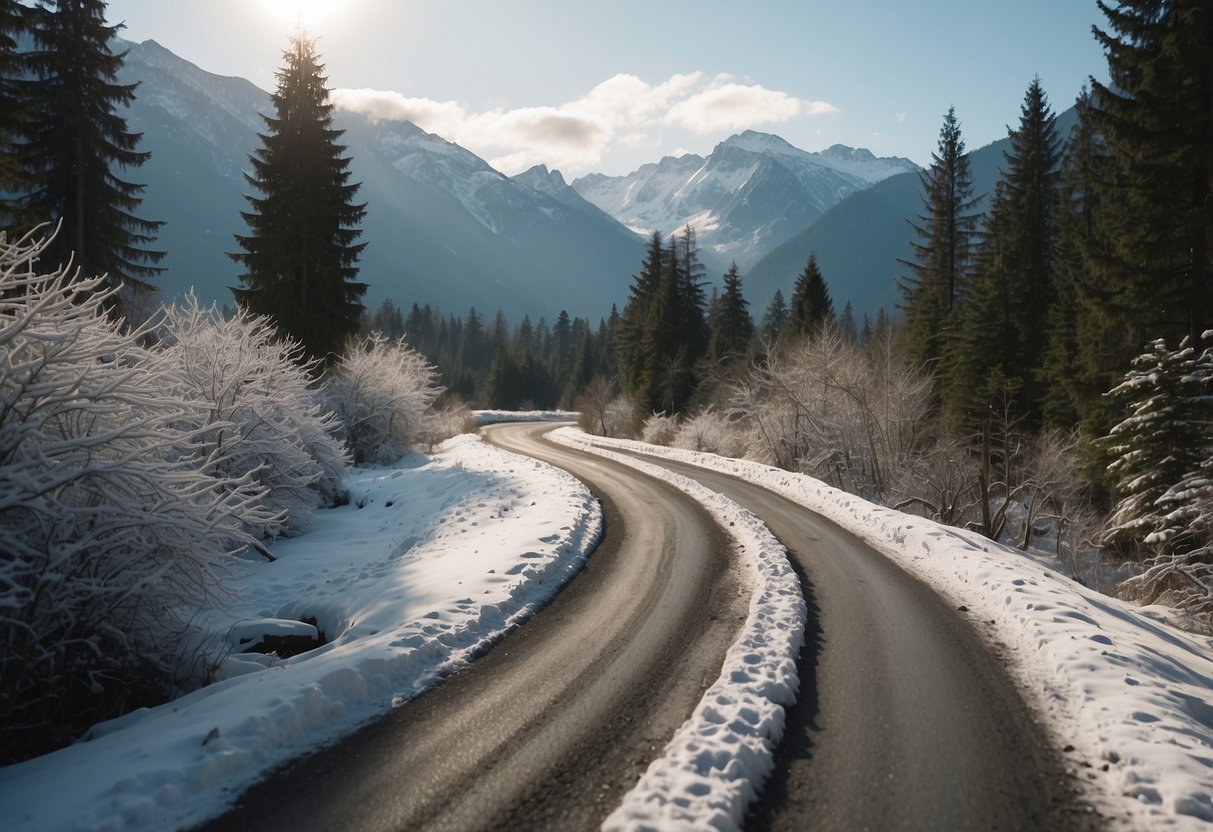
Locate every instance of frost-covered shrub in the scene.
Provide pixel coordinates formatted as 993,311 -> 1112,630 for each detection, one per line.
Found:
672,409 -> 748,458
0,232 -> 271,763
602,395 -> 637,439
417,400 -> 478,449
150,297 -> 349,537
641,412 -> 679,446
730,328 -> 932,499
326,333 -> 440,464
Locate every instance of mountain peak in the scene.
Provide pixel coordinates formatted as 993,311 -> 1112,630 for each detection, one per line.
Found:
819,143 -> 878,164
719,130 -> 800,157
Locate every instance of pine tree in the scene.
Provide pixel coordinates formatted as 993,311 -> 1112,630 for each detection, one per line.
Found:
617,229 -> 665,400
1064,0 -> 1213,439
0,1 -> 27,207
945,79 -> 1062,427
1101,338 -> 1212,556
674,224 -> 710,366
13,0 -> 163,301
785,252 -> 834,340
708,261 -> 754,364
1042,88 -> 1108,428
761,289 -> 789,344
899,107 -> 980,368
1089,0 -> 1213,351
231,31 -> 366,362
637,253 -> 687,416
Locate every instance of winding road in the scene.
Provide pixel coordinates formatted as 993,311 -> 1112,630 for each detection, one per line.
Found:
199,422 -> 1099,831
198,421 -> 746,832
607,445 -> 1101,831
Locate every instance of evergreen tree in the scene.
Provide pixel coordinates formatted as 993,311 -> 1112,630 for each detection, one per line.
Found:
674,225 -> 710,366
0,1 -> 27,207
231,31 -> 366,362
13,0 -> 163,301
761,289 -> 789,344
1101,338 -> 1212,556
1065,0 -> 1213,437
708,262 -> 754,364
637,253 -> 688,416
945,79 -> 1062,427
898,106 -> 980,368
839,301 -> 858,343
618,229 -> 665,399
785,252 -> 834,340
1042,88 -> 1108,428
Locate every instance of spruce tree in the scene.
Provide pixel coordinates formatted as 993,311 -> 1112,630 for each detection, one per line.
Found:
761,289 -> 789,344
14,0 -> 162,300
1042,88 -> 1108,428
945,79 -> 1061,428
232,31 -> 366,362
1101,338 -> 1212,556
1071,0 -> 1213,437
899,107 -> 980,368
618,229 -> 666,400
708,262 -> 754,364
0,1 -> 26,207
785,252 -> 834,340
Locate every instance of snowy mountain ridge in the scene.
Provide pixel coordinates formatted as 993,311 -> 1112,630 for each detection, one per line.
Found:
572,130 -> 919,269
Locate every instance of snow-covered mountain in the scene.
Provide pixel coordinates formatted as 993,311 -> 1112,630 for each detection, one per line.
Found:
572,131 -> 918,271
116,39 -> 644,320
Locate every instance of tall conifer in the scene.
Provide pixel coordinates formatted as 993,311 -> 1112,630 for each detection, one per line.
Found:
945,79 -> 1061,428
899,107 -> 980,368
14,0 -> 162,300
1089,0 -> 1213,351
232,31 -> 366,362
708,262 -> 754,364
785,252 -> 834,340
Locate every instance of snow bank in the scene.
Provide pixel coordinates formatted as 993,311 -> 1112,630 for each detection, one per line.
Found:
550,429 -> 806,832
565,429 -> 1213,830
474,409 -> 578,424
0,434 -> 600,832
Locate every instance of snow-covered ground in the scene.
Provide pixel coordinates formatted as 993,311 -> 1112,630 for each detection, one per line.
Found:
6,421 -> 1213,832
474,408 -> 578,424
0,433 -> 600,832
558,427 -> 1213,830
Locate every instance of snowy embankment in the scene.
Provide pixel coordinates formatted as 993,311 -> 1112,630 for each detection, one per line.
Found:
0,434 -> 600,832
475,409 -> 578,425
550,429 -> 807,831
561,428 -> 1213,830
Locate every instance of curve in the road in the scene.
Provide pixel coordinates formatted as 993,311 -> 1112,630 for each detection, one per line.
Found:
607,447 -> 1103,832
194,422 -> 746,832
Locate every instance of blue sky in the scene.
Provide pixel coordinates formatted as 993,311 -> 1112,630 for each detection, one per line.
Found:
104,0 -> 1109,176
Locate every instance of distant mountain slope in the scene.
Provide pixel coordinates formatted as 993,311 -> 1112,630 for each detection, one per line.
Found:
744,107 -> 1080,321
572,130 -> 918,273
116,39 -> 644,321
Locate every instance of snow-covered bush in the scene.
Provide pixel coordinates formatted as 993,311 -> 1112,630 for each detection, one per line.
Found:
641,412 -> 679,445
0,232 -> 271,763
672,408 -> 748,457
326,333 -> 440,464
729,328 -> 932,499
416,400 -> 477,449
576,376 -> 618,437
150,297 -> 349,538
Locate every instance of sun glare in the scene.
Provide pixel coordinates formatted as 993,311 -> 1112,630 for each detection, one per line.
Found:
261,0 -> 345,27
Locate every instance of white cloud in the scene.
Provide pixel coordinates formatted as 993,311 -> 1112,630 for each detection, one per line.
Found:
666,74 -> 837,134
332,72 -> 836,176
